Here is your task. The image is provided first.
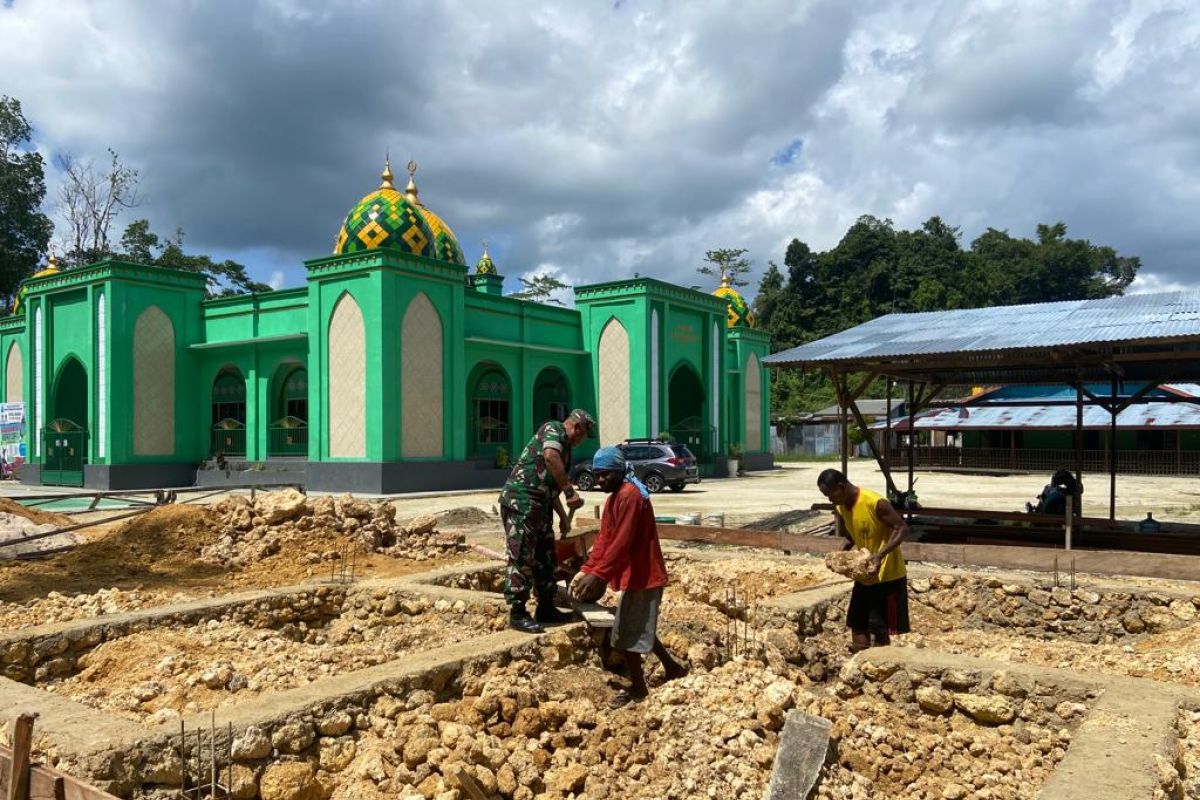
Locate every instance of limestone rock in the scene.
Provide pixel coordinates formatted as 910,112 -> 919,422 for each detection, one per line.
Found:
318,737 -> 356,772
271,722 -> 315,755
259,762 -> 321,800
257,489 -> 309,525
232,726 -> 273,761
824,549 -> 875,581
317,710 -> 353,737
548,763 -> 588,793
953,693 -> 1016,724
916,686 -> 954,714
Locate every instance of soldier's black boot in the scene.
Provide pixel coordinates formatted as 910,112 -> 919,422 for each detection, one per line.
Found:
535,595 -> 575,625
509,606 -> 544,634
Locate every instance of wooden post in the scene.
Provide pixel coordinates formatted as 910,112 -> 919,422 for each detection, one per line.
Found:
1064,495 -> 1073,551
1074,380 -> 1084,491
836,373 -> 849,478
906,381 -> 916,498
7,713 -> 36,800
884,378 -> 892,468
1109,376 -> 1118,521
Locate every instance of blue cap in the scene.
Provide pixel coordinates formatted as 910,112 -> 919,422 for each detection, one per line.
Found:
592,445 -> 625,472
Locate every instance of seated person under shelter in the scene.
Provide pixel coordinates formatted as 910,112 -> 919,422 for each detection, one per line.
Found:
1027,468 -> 1083,515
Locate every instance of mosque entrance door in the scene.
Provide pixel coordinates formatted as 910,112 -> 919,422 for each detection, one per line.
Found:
43,357 -> 88,486
667,364 -> 709,461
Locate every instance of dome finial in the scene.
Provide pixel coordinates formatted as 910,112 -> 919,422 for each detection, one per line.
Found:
719,267 -> 732,289
47,243 -> 60,270
475,240 -> 497,275
405,158 -> 421,205
380,154 -> 395,190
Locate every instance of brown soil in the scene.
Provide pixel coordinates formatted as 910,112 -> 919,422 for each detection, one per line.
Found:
46,599 -> 506,721
0,497 -> 71,526
0,503 -> 483,611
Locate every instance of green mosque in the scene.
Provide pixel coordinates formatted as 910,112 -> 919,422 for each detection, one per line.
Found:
1,160 -> 773,491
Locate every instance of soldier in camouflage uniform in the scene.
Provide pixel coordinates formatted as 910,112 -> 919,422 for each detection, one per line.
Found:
499,408 -> 596,633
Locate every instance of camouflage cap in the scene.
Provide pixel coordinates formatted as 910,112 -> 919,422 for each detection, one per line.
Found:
567,408 -> 597,437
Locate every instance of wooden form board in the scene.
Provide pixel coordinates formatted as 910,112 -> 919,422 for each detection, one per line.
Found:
655,523 -> 841,554
0,746 -> 120,800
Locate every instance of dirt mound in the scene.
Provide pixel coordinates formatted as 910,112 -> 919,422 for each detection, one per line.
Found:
435,506 -> 495,528
68,504 -> 219,572
0,497 -> 71,526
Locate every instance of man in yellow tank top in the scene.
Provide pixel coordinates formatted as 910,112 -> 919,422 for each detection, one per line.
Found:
817,468 -> 910,651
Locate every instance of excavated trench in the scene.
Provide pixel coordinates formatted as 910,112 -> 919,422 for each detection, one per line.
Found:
5,554 -> 1200,799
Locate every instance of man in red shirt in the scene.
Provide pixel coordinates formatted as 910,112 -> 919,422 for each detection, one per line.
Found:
570,446 -> 687,706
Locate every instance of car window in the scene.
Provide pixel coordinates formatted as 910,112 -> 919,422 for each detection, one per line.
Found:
626,446 -> 651,460
648,446 -> 671,460
670,445 -> 693,458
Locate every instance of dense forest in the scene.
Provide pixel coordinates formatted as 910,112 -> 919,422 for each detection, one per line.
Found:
751,215 -> 1141,414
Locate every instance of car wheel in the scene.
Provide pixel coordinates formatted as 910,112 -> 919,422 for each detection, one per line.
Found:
575,471 -> 594,491
644,473 -> 665,493
668,482 -> 685,492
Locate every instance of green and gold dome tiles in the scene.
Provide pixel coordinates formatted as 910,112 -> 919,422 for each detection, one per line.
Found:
416,205 -> 466,265
403,160 -> 466,265
714,284 -> 755,328
334,187 -> 435,257
334,160 -> 436,258
474,242 -> 497,275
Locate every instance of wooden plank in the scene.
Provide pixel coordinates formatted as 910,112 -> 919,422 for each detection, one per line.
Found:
452,768 -> 490,800
6,713 -> 35,800
0,747 -> 115,800
656,524 -> 840,554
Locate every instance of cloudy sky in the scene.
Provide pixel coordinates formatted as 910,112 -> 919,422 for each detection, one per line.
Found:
2,0 -> 1198,300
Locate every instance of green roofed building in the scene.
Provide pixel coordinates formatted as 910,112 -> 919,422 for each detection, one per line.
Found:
1,160 -> 772,492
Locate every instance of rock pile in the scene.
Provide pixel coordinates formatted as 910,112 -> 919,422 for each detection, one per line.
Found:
45,589 -> 504,721
220,636 -> 805,800
909,573 -> 1200,643
668,555 -> 828,615
0,587 -> 194,631
202,491 -> 465,568
813,657 -> 1090,799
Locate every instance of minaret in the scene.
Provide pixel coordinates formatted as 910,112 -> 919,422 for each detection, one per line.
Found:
469,241 -> 503,296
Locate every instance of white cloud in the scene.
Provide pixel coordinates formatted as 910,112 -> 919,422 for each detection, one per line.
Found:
0,0 -> 1197,298
268,270 -> 286,290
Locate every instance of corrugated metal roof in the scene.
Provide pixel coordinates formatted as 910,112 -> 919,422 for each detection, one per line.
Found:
971,383 -> 1200,403
872,402 -> 1200,431
764,290 -> 1200,367
811,399 -> 893,418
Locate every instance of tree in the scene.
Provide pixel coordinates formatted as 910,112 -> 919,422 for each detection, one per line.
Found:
751,261 -> 784,331
757,216 -> 1141,416
56,149 -> 140,267
117,219 -> 271,297
698,248 -> 752,287
510,273 -> 570,305
0,96 -> 52,298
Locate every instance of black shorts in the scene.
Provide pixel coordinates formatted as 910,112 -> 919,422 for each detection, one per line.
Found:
847,576 -> 910,635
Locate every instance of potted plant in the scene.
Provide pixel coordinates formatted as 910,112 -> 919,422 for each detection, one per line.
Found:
727,444 -> 742,477
495,447 -> 510,470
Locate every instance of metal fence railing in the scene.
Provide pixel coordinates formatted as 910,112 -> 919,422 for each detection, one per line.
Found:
892,446 -> 1200,476
210,425 -> 247,458
268,418 -> 308,457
